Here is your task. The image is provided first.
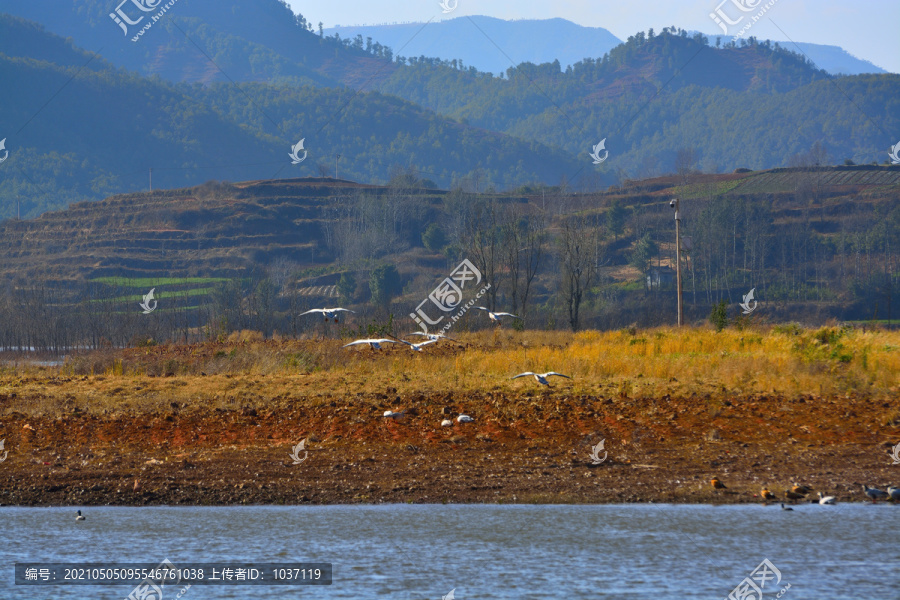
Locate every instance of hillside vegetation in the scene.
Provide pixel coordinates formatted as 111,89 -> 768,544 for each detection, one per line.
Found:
0,5 -> 898,219
1,164 -> 898,350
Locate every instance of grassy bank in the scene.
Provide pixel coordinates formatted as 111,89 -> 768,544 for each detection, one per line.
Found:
0,325 -> 897,506
1,325 -> 890,414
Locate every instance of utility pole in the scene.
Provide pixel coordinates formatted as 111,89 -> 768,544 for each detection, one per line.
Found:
670,198 -> 683,326
335,154 -> 341,180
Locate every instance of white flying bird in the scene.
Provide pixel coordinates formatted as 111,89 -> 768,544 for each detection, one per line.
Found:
407,331 -> 458,342
457,414 -> 474,423
301,307 -> 355,322
511,371 -> 572,386
473,306 -> 522,325
400,338 -> 439,352
343,338 -> 399,350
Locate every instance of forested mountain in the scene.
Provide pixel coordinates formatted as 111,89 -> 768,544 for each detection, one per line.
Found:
327,18 -> 887,78
1,1 -> 898,221
692,33 -> 888,76
0,0 -> 363,85
324,16 -> 623,76
0,14 -> 582,220
375,30 -> 898,172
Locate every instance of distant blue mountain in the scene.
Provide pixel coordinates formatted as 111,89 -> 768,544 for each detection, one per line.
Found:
325,17 -> 889,77
325,16 -> 623,75
696,33 -> 888,75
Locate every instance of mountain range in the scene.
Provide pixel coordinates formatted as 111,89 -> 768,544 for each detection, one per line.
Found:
325,17 -> 888,77
0,0 -> 898,221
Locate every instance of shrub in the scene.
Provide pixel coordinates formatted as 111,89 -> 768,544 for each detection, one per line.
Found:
710,300 -> 728,331
421,223 -> 447,252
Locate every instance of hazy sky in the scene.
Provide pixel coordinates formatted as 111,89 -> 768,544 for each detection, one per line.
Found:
286,0 -> 899,73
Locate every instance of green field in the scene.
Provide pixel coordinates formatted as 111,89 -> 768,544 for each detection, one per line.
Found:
92,277 -> 229,287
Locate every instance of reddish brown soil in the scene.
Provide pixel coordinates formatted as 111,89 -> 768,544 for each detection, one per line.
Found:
1,389 -> 897,506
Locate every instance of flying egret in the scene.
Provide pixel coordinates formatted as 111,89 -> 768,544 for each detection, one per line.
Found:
408,331 -> 459,342
399,338 -> 440,352
511,371 -> 572,386
457,414 -> 474,423
473,306 -> 522,326
817,492 -> 836,505
301,307 -> 355,322
862,484 -> 888,503
75,510 -> 85,521
342,339 -> 399,350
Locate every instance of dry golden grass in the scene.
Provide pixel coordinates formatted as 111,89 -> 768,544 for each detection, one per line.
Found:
1,325 -> 898,416
300,325 -> 900,400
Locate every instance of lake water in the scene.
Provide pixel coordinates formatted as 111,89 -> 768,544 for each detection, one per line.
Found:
2,503 -> 896,599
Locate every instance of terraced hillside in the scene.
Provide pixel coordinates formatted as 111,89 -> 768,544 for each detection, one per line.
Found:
0,178 -> 400,281
0,165 -> 898,350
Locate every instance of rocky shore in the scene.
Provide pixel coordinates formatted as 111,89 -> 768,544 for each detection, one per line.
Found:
2,384 -> 897,506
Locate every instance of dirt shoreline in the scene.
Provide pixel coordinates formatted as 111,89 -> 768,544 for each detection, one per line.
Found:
2,388 -> 897,506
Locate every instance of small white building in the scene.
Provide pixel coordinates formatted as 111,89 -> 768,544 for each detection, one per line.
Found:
646,266 -> 676,290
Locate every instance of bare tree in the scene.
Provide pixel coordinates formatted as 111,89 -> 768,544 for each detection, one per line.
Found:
503,204 -> 546,317
560,214 -> 600,331
462,198 -> 505,311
